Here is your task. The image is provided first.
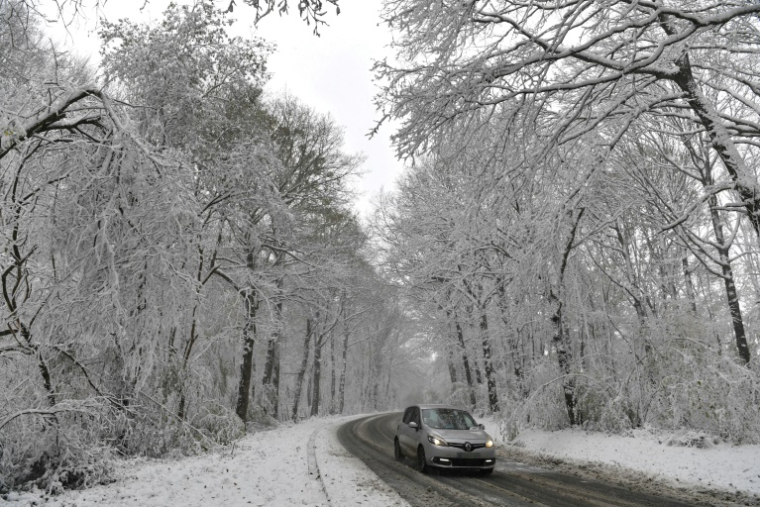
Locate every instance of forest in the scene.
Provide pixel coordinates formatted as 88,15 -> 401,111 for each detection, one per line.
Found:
372,0 -> 760,445
2,0 -> 759,496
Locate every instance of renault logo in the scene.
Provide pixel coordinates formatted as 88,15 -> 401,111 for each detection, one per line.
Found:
464,442 -> 472,452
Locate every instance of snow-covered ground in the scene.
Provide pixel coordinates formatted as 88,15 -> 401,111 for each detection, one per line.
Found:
314,418 -> 407,506
6,413 -> 759,506
481,416 -> 760,498
4,414 -> 410,507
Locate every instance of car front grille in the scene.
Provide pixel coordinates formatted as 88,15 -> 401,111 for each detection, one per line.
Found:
433,457 -> 492,467
448,442 -> 486,451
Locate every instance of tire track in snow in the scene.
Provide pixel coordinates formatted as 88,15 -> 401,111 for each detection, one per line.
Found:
307,422 -> 332,506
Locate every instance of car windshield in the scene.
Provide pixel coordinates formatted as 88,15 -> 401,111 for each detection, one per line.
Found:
422,408 -> 477,430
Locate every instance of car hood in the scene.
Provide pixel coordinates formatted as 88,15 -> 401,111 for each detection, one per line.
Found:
429,428 -> 490,443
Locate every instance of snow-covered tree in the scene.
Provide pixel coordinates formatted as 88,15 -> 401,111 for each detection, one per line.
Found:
377,0 -> 760,237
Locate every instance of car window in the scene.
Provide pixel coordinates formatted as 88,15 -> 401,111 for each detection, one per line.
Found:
411,407 -> 421,426
421,409 -> 477,430
402,407 -> 413,424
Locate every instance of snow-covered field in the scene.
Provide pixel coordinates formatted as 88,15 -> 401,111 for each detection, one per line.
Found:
3,415 -> 409,507
481,417 -> 760,498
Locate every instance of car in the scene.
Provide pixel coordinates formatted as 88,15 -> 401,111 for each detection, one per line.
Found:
394,404 -> 496,475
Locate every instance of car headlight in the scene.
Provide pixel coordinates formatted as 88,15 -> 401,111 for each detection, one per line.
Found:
485,439 -> 494,448
427,435 -> 448,446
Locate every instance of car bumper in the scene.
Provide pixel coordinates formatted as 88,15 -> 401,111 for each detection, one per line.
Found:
425,445 -> 496,469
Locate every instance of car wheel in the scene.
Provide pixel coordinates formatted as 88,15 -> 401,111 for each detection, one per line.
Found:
417,446 -> 428,474
394,438 -> 404,462
480,467 -> 494,476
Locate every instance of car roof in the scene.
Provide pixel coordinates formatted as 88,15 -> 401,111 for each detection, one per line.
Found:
413,404 -> 466,410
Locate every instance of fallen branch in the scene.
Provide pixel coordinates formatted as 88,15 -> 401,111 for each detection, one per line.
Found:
0,402 -> 95,432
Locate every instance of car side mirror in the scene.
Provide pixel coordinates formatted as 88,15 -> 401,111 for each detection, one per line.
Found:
478,424 -> 485,430
409,421 -> 419,430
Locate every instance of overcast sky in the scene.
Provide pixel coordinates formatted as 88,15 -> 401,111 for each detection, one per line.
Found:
46,0 -> 403,220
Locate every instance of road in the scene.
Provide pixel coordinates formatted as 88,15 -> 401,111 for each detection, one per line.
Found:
338,413 -> 696,507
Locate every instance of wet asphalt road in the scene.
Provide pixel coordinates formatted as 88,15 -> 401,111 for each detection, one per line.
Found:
337,413 -> 696,507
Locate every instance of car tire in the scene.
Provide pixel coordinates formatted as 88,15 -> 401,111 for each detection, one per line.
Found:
480,467 -> 494,476
394,438 -> 404,462
417,446 -> 428,474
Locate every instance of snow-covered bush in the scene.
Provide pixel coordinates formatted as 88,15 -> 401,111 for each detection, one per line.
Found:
651,353 -> 760,444
572,378 -> 610,428
0,404 -> 116,492
445,382 -> 476,410
504,359 -> 574,433
597,396 -> 639,433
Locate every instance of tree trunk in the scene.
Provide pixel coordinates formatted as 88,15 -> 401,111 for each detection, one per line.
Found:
330,330 -> 336,414
446,343 -> 458,385
310,336 -> 323,417
552,208 -> 584,426
460,304 -> 484,387
235,290 -> 258,421
272,343 -> 280,419
385,358 -> 393,406
262,322 -> 280,386
262,338 -> 276,386
262,280 -> 284,417
550,291 -> 577,425
699,275 -> 724,354
364,341 -> 373,411
497,285 -> 525,388
472,348 -> 483,385
37,350 -> 56,407
261,337 -> 278,416
452,316 -> 477,407
292,318 -> 313,421
707,192 -> 751,364
261,302 -> 282,417
338,325 -> 349,413
372,368 -> 380,412
479,310 -> 499,413
682,257 -> 698,314
663,38 -> 760,238
179,300 -> 201,420
306,370 -> 312,410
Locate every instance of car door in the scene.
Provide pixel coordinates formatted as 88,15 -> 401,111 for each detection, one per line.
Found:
406,407 -> 422,452
398,407 -> 413,454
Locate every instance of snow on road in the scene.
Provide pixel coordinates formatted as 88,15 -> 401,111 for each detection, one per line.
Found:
4,414 -> 410,507
481,417 -> 760,498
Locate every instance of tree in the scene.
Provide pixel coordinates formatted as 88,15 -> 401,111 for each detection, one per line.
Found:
234,0 -> 340,34
100,1 -> 281,423
1,0 -> 400,493
377,0 -> 760,236
626,123 -> 753,364
5,0 -> 341,37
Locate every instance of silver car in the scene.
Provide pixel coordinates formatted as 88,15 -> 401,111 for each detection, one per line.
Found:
394,404 -> 496,474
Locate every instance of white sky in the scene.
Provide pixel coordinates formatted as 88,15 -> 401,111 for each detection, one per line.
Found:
44,0 -> 403,220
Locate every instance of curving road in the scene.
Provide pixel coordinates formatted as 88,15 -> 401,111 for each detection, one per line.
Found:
338,413 -> 696,507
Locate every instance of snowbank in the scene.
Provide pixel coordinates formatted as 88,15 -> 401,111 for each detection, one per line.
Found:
3,415 -> 410,507
480,417 -> 760,497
